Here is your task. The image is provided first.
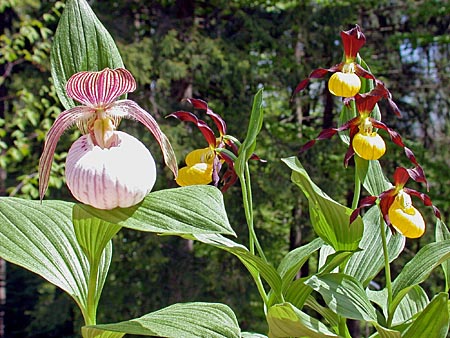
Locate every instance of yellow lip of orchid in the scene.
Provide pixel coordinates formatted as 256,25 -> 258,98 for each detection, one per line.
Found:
352,118 -> 386,160
388,190 -> 426,238
328,63 -> 361,98
176,162 -> 213,186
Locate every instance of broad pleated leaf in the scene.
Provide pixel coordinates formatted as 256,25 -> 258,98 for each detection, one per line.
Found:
72,205 -> 121,305
283,157 -> 363,251
402,293 -> 449,338
267,302 -> 339,338
435,219 -> 450,290
345,206 -> 405,286
241,333 -> 268,338
192,234 -> 283,301
0,197 -> 111,320
81,328 -> 125,338
51,0 -> 124,109
76,185 -> 235,236
284,278 -> 312,309
88,302 -> 240,338
355,156 -> 392,196
277,238 -> 323,290
371,323 -> 401,338
391,285 -> 429,326
392,240 -> 450,303
305,273 -> 377,321
234,88 -> 264,176
304,297 -> 339,329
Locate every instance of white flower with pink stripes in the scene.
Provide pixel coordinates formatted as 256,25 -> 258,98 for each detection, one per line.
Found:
39,68 -> 178,209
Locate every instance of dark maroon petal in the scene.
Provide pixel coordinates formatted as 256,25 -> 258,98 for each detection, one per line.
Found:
206,109 -> 227,136
355,91 -> 383,114
379,191 -> 396,225
292,67 -> 335,97
344,145 -> 355,167
66,68 -> 136,108
371,119 -> 405,147
341,25 -> 366,59
354,64 -> 376,80
393,167 -> 411,187
350,195 -> 378,224
168,111 -> 217,146
185,98 -> 209,111
406,165 -> 428,187
403,187 -> 441,219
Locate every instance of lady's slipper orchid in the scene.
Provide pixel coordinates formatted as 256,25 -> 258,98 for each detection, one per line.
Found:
293,25 -> 374,98
299,83 -> 421,172
169,99 -> 239,192
39,67 -> 178,209
351,167 -> 440,238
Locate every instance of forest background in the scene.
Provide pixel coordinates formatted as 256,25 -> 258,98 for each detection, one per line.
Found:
0,0 -> 449,337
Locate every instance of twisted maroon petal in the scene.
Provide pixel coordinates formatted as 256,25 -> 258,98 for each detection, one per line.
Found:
350,195 -> 378,224
404,187 -> 441,219
341,25 -> 366,59
292,66 -> 339,98
168,111 -> 217,147
66,68 -> 136,108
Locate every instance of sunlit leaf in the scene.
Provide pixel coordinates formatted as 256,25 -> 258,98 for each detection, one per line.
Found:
51,0 -> 124,109
355,156 -> 392,196
435,219 -> 450,290
391,240 -> 450,307
305,273 -> 377,321
345,206 -> 405,287
267,302 -> 339,338
191,234 -> 282,302
402,293 -> 449,338
283,156 -> 363,251
76,185 -> 235,236
371,323 -> 401,338
88,302 -> 240,338
81,328 -> 125,338
0,197 -> 111,322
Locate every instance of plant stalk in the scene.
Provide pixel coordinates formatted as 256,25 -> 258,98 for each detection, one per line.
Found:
379,208 -> 393,327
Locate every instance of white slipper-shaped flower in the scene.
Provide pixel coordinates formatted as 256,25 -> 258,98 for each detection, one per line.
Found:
39,68 -> 178,209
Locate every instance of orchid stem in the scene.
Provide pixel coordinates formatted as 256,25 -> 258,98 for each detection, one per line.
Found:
351,167 -> 361,210
379,207 -> 393,327
238,161 -> 269,305
85,258 -> 100,326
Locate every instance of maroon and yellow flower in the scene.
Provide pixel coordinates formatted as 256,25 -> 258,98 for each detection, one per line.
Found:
293,25 -> 375,98
299,83 -> 421,171
169,99 -> 239,192
39,68 -> 178,209
351,167 -> 440,238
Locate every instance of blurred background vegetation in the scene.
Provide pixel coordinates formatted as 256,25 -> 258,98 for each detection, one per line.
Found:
0,0 -> 448,337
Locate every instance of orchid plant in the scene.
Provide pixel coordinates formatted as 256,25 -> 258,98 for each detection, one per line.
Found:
0,1 -> 449,338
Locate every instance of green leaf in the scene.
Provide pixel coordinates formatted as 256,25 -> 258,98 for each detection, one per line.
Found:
81,328 -> 125,338
51,0 -> 124,109
72,205 -> 121,306
88,302 -> 241,338
235,88 -> 264,177
435,219 -> 450,291
241,333 -> 268,338
392,240 -> 450,303
267,302 -> 339,338
402,293 -> 449,338
305,273 -> 377,321
73,205 -> 121,265
192,234 -> 283,301
282,156 -> 363,251
0,197 -> 111,322
277,238 -> 323,290
391,285 -> 429,326
371,323 -> 401,338
284,278 -> 312,309
345,206 -> 405,287
76,185 -> 235,236
355,156 -> 392,196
